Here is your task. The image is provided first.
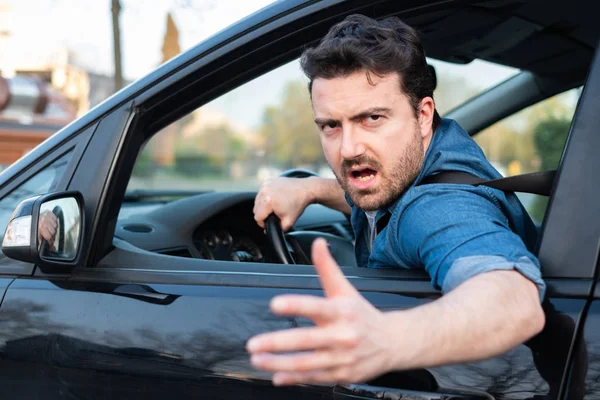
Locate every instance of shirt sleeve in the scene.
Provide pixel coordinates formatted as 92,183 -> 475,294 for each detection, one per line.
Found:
394,186 -> 546,301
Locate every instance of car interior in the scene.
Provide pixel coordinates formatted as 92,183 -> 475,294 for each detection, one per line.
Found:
100,0 -> 594,273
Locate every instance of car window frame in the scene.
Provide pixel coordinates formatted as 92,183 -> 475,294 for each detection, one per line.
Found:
80,0 -> 595,283
0,123 -> 96,276
93,75 -> 579,283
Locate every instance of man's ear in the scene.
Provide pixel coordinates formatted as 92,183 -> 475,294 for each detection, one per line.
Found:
418,97 -> 435,138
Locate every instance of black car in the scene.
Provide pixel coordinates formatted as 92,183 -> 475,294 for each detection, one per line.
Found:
0,0 -> 598,399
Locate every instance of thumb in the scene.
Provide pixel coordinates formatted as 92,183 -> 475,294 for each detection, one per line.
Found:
311,238 -> 358,298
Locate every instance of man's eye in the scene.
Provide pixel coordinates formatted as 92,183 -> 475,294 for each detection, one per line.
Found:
367,115 -> 381,122
321,122 -> 338,132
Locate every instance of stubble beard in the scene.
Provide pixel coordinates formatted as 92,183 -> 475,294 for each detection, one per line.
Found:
333,128 -> 425,211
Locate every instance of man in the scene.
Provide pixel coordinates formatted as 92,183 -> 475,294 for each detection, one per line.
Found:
247,14 -> 545,386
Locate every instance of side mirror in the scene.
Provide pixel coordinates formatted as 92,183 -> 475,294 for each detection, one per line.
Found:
2,191 -> 84,272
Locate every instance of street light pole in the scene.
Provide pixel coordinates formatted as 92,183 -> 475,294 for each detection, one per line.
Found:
111,0 -> 123,92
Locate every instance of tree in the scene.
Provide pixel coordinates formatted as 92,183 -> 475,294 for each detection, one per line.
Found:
259,80 -> 324,169
110,0 -> 215,93
173,123 -> 247,177
149,12 -> 183,168
529,116 -> 571,222
111,0 -> 123,92
161,12 -> 181,63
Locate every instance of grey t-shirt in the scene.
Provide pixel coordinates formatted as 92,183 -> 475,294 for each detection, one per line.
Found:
365,210 -> 378,252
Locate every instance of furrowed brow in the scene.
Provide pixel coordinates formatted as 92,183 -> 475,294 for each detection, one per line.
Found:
349,107 -> 391,121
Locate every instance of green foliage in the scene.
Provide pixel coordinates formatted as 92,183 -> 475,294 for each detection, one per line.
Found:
472,90 -> 577,223
533,118 -> 571,170
259,80 -> 325,169
131,146 -> 154,178
529,116 -> 571,222
173,123 -> 246,177
174,152 -> 223,177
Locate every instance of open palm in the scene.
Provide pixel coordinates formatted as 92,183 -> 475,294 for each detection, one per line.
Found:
246,238 -> 398,386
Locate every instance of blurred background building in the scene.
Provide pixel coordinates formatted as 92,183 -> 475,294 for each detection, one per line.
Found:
0,1 -> 123,169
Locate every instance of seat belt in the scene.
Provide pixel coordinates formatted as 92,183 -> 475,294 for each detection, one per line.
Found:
370,169 -> 556,233
418,170 -> 557,196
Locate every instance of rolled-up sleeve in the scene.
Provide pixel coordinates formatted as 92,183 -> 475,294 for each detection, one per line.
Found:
394,186 -> 546,301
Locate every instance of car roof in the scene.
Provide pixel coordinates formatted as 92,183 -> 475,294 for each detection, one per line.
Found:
412,0 -> 596,82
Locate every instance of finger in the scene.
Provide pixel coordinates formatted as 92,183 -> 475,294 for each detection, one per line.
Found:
247,325 -> 356,354
269,295 -> 338,322
41,215 -> 58,230
253,197 -> 273,229
251,349 -> 354,373
280,214 -> 300,232
253,191 -> 264,214
280,217 -> 293,232
312,238 -> 358,297
47,219 -> 57,230
41,226 -> 54,241
43,226 -> 56,241
272,367 -> 353,386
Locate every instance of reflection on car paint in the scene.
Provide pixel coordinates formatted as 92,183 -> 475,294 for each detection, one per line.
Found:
0,278 -> 585,399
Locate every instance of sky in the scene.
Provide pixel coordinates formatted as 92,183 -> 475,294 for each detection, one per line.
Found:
1,0 -> 520,128
3,0 -> 277,79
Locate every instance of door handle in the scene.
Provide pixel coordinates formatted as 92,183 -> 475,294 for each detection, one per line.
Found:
334,383 -> 494,400
112,284 -> 180,305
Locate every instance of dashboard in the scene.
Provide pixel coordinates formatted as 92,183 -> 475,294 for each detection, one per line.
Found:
190,201 -> 271,262
115,191 -> 352,263
194,229 -> 263,262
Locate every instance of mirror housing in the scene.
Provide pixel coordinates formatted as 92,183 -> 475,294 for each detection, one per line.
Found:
2,191 -> 84,272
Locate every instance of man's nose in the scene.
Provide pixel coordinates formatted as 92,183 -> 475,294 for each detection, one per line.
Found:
340,126 -> 366,160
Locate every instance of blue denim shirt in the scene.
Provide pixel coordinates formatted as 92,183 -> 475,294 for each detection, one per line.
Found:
346,118 -> 546,300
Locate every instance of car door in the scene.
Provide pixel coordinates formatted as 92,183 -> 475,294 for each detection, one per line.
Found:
0,1 -> 597,399
546,39 -> 600,400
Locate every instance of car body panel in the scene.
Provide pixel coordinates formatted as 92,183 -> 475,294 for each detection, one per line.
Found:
0,278 -> 12,305
573,300 -> 600,399
0,275 -> 587,399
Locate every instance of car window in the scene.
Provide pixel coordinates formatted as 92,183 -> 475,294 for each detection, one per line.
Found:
473,88 -> 581,224
126,58 -> 518,193
0,151 -> 73,244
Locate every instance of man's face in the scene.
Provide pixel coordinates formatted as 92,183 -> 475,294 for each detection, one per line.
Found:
311,71 -> 433,211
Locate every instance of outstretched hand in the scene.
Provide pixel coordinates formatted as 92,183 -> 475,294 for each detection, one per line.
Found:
246,238 -> 399,386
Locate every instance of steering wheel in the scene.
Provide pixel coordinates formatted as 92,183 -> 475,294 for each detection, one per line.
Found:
265,168 -> 356,267
279,168 -> 321,179
265,213 -> 296,264
265,168 -> 319,264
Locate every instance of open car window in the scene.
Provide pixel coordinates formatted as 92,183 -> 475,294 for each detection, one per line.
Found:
474,88 -> 581,224
124,58 -> 519,199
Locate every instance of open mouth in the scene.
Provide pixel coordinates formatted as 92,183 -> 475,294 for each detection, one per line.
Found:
348,167 -> 379,189
352,168 -> 377,181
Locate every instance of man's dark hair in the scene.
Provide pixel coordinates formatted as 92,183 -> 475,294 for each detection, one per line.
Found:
301,14 -> 441,132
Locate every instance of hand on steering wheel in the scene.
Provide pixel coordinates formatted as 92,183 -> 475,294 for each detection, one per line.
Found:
260,168 -> 356,267
264,168 -> 320,265
39,205 -> 65,256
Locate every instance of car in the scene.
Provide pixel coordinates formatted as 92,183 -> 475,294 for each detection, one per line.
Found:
0,0 -> 598,398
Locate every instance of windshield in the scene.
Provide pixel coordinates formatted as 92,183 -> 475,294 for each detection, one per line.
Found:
125,58 -> 519,195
